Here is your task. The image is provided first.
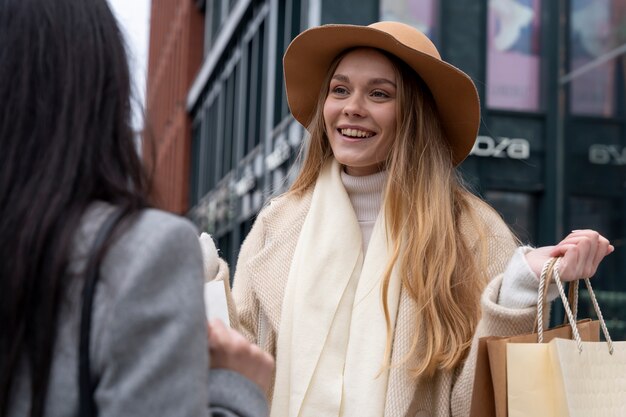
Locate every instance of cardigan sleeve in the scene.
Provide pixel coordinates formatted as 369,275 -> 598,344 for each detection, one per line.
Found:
231,209 -> 267,345
498,246 -> 560,308
93,210 -> 267,417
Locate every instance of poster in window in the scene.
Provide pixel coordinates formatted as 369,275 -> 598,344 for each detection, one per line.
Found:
569,0 -> 622,117
487,0 -> 542,111
381,0 -> 439,45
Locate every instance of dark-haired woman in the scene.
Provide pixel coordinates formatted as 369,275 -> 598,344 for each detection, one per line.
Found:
0,0 -> 272,416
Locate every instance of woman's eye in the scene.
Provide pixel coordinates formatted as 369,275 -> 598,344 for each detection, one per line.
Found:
371,90 -> 389,98
332,86 -> 348,95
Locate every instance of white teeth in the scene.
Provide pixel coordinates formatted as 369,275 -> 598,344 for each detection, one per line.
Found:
340,128 -> 373,138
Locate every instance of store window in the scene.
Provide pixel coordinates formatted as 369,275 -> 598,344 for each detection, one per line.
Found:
380,0 -> 439,45
243,26 -> 262,154
484,190 -> 537,244
205,0 -> 223,50
190,119 -> 203,207
568,0 -> 626,117
274,0 -> 301,125
486,0 -> 542,111
568,196 -> 625,340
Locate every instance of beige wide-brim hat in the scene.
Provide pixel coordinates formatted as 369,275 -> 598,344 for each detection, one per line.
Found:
283,21 -> 480,166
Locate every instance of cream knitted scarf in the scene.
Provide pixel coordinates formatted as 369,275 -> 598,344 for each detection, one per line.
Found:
271,159 -> 401,417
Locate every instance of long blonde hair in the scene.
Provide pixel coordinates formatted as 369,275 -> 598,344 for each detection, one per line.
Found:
289,48 -> 493,377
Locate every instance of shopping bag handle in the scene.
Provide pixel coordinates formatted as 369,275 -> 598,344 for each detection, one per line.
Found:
537,257 -> 614,354
535,258 -> 579,334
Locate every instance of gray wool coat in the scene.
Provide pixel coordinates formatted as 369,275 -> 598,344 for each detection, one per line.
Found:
8,203 -> 267,417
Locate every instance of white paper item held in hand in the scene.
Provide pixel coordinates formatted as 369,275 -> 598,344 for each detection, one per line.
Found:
199,232 -> 220,279
204,281 -> 230,327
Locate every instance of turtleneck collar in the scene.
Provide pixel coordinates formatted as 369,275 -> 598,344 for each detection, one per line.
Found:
340,168 -> 388,223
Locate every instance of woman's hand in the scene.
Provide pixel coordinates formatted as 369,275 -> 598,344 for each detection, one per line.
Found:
525,229 -> 614,282
208,319 -> 275,393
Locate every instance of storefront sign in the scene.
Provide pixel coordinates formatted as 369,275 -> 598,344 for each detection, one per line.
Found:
470,136 -> 530,160
234,166 -> 256,196
588,144 -> 626,165
265,138 -> 291,171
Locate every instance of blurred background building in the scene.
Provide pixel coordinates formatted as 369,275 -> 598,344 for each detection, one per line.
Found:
146,0 -> 626,337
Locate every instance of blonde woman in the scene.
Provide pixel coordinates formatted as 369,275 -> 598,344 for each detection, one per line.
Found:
225,22 -> 613,417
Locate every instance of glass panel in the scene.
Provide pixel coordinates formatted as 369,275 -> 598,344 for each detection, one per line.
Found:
380,0 -> 439,45
486,0 -> 542,111
568,0 -> 626,117
190,120 -> 202,206
256,22 -> 266,148
222,70 -> 236,177
275,0 -> 299,124
211,0 -> 222,41
243,22 -> 266,155
568,196 -> 625,340
290,0 -> 301,40
244,41 -> 255,155
484,190 -> 537,244
204,0 -> 214,53
205,101 -> 218,192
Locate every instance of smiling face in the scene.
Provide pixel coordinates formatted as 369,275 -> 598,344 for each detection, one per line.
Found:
323,48 -> 398,176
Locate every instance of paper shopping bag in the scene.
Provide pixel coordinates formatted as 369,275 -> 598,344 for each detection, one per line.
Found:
485,320 -> 599,417
507,337 -> 626,417
507,342 -> 561,417
507,257 -> 624,417
470,257 -> 599,417
548,338 -> 626,417
469,336 -> 498,417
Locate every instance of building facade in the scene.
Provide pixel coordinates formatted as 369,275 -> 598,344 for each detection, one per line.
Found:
145,0 -> 205,213
148,0 -> 626,337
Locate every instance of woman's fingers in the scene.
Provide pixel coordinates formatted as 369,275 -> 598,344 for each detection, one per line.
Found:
548,230 -> 613,281
551,230 -> 613,254
207,319 -> 275,393
207,318 -> 227,350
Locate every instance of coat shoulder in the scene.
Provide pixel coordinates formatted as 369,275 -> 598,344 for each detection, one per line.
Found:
256,190 -> 313,239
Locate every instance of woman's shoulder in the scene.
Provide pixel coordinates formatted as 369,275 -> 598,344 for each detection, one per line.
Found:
71,203 -> 201,276
262,189 -> 312,214
236,190 -> 313,258
81,203 -> 197,243
255,189 -> 313,231
125,208 -> 198,243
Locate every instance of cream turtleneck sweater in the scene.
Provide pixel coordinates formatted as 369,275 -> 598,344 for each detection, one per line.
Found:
340,169 -> 387,254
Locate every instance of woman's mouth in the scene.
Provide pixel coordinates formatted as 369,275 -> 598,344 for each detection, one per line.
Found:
339,128 -> 375,139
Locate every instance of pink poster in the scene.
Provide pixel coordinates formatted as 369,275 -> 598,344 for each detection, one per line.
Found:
487,0 -> 542,111
381,0 -> 439,44
569,0 -> 619,117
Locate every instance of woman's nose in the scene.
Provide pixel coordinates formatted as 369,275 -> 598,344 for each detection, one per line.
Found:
343,94 -> 366,117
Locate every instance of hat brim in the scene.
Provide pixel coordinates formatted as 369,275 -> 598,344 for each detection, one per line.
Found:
283,24 -> 480,166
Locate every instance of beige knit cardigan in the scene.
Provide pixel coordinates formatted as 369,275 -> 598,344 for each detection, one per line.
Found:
229,190 -> 537,417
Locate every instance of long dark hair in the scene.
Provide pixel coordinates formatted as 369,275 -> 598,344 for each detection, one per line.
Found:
0,0 -> 150,415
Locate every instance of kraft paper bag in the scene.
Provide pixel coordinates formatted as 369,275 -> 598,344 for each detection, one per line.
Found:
485,320 -> 599,417
469,336 -> 498,417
